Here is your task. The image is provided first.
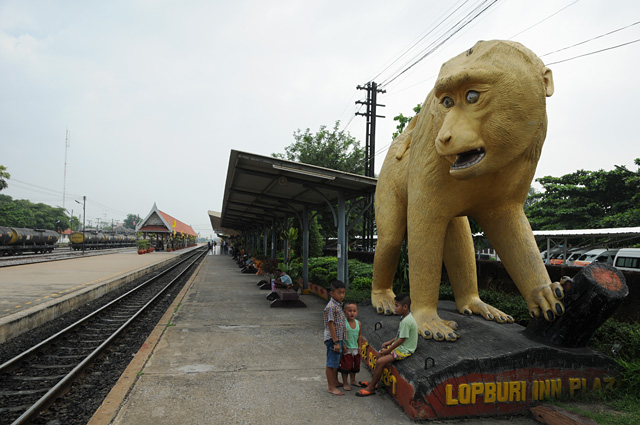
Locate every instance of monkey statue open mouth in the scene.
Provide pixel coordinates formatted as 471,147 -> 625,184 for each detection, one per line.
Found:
371,40 -> 558,342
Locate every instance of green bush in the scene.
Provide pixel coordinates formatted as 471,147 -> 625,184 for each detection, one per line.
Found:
309,267 -> 329,286
345,288 -> 371,304
348,259 -> 373,281
350,276 -> 372,291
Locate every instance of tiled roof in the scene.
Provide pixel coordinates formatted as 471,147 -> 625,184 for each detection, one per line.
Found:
136,203 -> 197,237
159,210 -> 197,237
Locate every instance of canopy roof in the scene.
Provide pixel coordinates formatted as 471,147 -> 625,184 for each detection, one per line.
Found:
220,150 -> 377,230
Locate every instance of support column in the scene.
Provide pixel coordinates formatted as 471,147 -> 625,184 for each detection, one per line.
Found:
263,225 -> 268,255
271,218 -> 276,259
337,191 -> 348,287
302,205 -> 310,293
283,214 -> 289,264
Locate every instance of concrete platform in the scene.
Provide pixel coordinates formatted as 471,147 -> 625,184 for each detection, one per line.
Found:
89,255 -> 541,425
0,247 -> 199,343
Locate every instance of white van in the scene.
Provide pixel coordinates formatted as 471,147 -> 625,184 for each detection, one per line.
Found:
613,248 -> 640,272
573,248 -> 607,267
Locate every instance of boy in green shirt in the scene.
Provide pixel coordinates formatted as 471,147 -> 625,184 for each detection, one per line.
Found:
356,293 -> 417,397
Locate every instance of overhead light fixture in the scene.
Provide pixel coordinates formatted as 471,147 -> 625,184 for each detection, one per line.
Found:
272,164 -> 336,180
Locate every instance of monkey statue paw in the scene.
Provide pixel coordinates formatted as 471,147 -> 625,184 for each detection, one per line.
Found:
371,288 -> 396,315
527,276 -> 570,321
456,296 -> 514,323
413,307 -> 460,341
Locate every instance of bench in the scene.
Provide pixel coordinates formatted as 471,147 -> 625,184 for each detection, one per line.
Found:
269,287 -> 306,308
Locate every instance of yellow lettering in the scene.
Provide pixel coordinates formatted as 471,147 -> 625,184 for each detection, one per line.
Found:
521,381 -> 527,400
382,368 -> 390,386
508,381 -> 521,402
592,378 -> 602,391
471,382 -> 484,403
551,379 -> 562,398
361,342 -> 368,358
446,384 -> 459,405
569,378 -> 581,397
485,382 -> 496,403
459,384 -> 471,404
532,381 -> 539,400
604,377 -> 616,389
497,382 -> 509,402
389,375 -> 397,395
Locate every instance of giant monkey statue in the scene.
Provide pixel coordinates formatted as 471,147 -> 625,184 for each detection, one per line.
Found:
372,40 -> 561,342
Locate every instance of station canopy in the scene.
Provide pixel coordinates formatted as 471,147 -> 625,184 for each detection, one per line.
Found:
137,203 -> 197,237
220,150 -> 377,231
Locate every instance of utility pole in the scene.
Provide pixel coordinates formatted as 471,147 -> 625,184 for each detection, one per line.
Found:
63,128 -> 70,209
356,81 -> 385,251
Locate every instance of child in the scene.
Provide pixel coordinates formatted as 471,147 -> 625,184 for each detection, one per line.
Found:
323,280 -> 347,396
338,301 -> 362,391
356,293 -> 418,397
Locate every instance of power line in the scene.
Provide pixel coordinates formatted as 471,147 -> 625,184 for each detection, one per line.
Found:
381,0 -> 499,87
541,20 -> 640,57
367,0 -> 471,83
545,38 -> 640,65
509,0 -> 580,40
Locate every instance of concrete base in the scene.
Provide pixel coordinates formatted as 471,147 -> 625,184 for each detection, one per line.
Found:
359,301 -> 618,420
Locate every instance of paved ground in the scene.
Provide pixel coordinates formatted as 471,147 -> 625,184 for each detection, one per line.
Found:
90,254 -> 542,425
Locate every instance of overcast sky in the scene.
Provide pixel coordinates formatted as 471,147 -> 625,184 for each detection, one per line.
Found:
1,0 -> 639,238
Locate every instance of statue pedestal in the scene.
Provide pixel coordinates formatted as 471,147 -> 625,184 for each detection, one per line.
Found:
359,300 -> 618,420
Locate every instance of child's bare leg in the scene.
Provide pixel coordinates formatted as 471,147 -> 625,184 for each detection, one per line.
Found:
341,372 -> 351,391
362,354 -> 393,393
350,372 -> 358,386
326,367 -> 344,395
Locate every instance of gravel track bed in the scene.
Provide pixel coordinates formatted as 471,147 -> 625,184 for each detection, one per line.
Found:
0,253 -> 204,425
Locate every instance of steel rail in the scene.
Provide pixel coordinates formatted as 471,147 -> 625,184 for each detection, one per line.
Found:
5,248 -> 206,425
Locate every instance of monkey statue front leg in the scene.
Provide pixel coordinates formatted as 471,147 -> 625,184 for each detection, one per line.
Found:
479,208 -> 565,321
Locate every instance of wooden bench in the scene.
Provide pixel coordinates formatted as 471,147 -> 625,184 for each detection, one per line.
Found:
269,287 -> 306,308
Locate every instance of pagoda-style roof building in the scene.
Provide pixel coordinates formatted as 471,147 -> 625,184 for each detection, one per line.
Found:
136,203 -> 196,246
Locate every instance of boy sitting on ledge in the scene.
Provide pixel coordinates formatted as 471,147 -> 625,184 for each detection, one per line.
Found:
356,293 -> 418,397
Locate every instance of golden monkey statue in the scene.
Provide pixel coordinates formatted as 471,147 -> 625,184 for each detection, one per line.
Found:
372,40 -> 562,342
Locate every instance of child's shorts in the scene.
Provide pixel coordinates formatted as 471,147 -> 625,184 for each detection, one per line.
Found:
338,351 -> 361,374
325,340 -> 342,368
391,348 -> 412,361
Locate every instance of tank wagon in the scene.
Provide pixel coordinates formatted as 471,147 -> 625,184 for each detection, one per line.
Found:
0,226 -> 59,255
69,229 -> 137,251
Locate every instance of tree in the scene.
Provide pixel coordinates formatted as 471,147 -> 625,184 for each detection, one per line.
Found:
525,159 -> 640,230
124,213 -> 142,229
0,165 -> 10,191
392,103 -> 422,140
0,194 -> 69,230
273,121 -> 366,174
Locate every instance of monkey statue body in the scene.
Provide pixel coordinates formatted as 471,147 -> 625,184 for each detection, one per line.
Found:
372,40 -> 562,341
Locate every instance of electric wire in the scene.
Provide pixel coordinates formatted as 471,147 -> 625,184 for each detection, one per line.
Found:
545,38 -> 640,65
509,0 -> 580,40
380,0 -> 498,88
540,20 -> 640,57
367,0 -> 471,83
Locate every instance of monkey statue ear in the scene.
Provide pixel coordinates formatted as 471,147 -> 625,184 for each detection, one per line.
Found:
542,67 -> 554,97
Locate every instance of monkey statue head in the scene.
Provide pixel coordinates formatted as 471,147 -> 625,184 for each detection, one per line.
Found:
431,40 -> 554,180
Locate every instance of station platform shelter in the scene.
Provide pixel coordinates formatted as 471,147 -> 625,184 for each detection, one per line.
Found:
136,203 -> 197,251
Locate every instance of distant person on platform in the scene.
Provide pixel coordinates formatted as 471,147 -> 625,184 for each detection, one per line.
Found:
272,269 -> 297,291
208,241 -> 212,254
213,240 -> 218,254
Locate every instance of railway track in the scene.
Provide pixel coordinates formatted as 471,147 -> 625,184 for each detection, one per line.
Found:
0,247 -> 207,425
0,246 -> 138,268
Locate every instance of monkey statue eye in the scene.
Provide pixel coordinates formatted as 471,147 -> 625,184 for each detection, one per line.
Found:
441,96 -> 454,108
466,90 -> 480,104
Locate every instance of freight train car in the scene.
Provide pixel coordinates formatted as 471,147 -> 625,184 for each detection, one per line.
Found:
69,230 -> 137,250
0,226 -> 59,255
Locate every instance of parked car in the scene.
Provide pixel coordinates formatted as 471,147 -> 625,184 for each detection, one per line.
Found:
573,248 -> 607,267
613,248 -> 640,272
593,249 -> 620,266
566,248 -> 590,266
